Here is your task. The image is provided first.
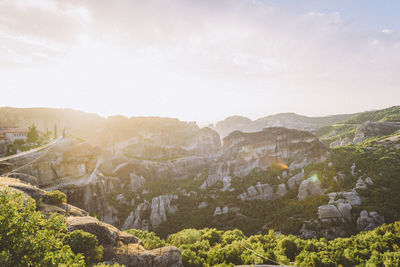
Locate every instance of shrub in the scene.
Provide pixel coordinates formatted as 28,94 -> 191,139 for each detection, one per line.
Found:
63,230 -> 103,266
125,229 -> 165,249
44,190 -> 67,205
0,189 -> 84,266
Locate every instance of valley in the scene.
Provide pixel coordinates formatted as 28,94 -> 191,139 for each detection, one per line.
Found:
1,106 -> 400,266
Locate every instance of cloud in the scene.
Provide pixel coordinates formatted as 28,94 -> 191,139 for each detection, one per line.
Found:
382,29 -> 394,34
0,0 -> 90,67
0,0 -> 399,120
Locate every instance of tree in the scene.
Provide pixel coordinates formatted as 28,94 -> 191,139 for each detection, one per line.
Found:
54,124 -> 57,139
62,128 -> 66,138
0,190 -> 84,266
27,124 -> 39,144
63,230 -> 103,266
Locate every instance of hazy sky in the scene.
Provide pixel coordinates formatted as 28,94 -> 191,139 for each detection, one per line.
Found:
1,0 -> 399,123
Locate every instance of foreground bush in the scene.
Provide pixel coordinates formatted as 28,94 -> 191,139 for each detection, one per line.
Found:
0,190 -> 84,266
63,230 -> 103,266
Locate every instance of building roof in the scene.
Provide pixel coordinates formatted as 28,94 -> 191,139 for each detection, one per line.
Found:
0,128 -> 29,134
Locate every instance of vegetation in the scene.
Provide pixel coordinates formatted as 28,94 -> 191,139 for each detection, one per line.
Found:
0,190 -> 85,266
63,230 -> 103,266
125,229 -> 165,249
124,223 -> 400,266
44,190 -> 67,206
27,124 -> 39,144
344,105 -> 400,124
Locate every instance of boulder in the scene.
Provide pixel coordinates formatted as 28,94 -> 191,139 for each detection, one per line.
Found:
198,202 -> 207,209
318,205 -> 342,222
213,207 -> 222,216
239,183 -> 274,201
287,170 -> 305,190
276,183 -> 288,198
356,210 -> 384,231
298,176 -> 322,200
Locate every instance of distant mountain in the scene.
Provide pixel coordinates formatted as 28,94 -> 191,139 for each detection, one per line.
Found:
214,112 -> 357,138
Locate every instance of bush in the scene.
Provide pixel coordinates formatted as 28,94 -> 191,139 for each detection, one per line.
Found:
125,229 -> 165,249
0,189 -> 84,266
63,230 -> 103,266
44,190 -> 67,205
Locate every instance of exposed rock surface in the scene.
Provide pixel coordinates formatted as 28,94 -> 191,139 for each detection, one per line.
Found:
223,128 -> 329,175
150,195 -> 178,228
353,121 -> 400,143
239,183 -> 274,201
122,195 -> 178,230
0,177 -> 183,267
287,170 -> 305,190
356,210 -> 384,231
297,176 -> 323,200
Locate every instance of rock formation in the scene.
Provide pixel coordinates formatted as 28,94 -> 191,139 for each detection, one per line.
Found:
0,177 -> 183,267
353,121 -> 400,143
297,176 -> 323,200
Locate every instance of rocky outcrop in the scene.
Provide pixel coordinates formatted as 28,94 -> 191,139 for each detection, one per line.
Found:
276,183 -> 288,197
213,206 -> 229,216
115,124 -> 221,160
150,195 -> 178,228
318,203 -> 352,223
356,210 -> 384,231
238,183 -> 274,201
287,170 -> 305,190
0,177 -> 183,267
122,195 -> 178,230
353,121 -> 400,143
223,128 -> 328,175
328,191 -> 362,207
297,175 -> 323,200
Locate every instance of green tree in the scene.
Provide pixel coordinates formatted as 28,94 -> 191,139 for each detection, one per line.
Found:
125,229 -> 165,249
54,124 -> 57,139
0,190 -> 84,267
63,230 -> 103,266
27,124 -> 39,144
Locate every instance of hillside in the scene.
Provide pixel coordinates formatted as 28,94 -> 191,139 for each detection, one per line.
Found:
316,106 -> 400,147
1,105 -> 400,267
214,112 -> 357,138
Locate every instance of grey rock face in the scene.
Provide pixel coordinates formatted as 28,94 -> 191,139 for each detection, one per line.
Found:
276,183 -> 288,198
239,183 -> 274,201
198,202 -> 207,209
213,207 -> 222,216
222,127 -> 329,180
356,210 -> 384,231
297,176 -> 322,200
328,191 -> 362,207
355,178 -> 367,190
318,205 -> 343,222
150,195 -> 178,228
353,121 -> 400,143
287,170 -> 305,190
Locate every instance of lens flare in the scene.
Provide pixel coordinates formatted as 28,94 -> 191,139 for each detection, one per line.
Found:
275,162 -> 288,169
310,174 -> 319,182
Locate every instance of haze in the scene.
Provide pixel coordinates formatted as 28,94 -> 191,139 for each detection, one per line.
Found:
1,0 -> 399,123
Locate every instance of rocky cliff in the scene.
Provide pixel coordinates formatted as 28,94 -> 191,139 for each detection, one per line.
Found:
0,177 -> 183,267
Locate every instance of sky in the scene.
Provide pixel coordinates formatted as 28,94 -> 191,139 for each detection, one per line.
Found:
0,0 -> 399,123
